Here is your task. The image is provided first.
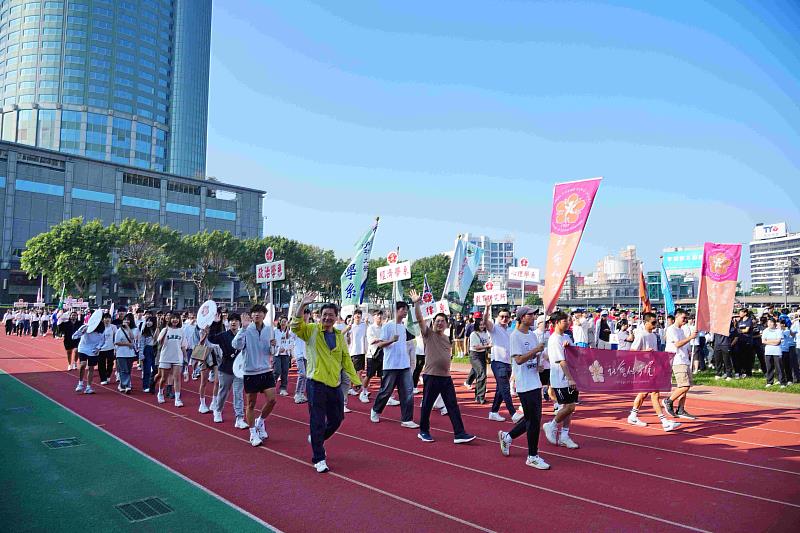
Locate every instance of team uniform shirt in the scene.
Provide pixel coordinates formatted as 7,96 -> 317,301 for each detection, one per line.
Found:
114,328 -> 137,358
366,324 -> 382,358
573,317 -> 590,344
421,327 -> 452,377
548,332 -> 571,389
510,329 -> 542,393
100,324 -> 117,351
631,330 -> 658,351
665,324 -> 690,366
489,324 -> 511,364
232,322 -> 275,375
762,328 -> 783,356
381,322 -> 411,370
347,322 -> 367,355
158,327 -> 186,365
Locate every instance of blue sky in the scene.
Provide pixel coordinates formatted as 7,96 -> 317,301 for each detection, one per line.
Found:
205,1 -> 800,286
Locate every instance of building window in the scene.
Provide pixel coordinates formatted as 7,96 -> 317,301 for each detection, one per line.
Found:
111,116 -> 132,164
123,172 -> 160,189
16,108 -> 36,145
37,109 -> 57,149
167,181 -> 200,195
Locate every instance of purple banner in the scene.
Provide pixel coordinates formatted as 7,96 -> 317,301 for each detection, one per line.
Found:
564,346 -> 673,393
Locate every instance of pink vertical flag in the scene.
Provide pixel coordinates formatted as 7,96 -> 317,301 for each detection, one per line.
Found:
542,177 -> 602,314
695,242 -> 741,336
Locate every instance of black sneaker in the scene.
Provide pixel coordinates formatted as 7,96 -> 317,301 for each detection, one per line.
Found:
676,408 -> 697,420
662,398 -> 676,417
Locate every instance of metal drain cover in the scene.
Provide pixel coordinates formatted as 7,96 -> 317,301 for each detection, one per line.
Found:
42,437 -> 83,449
116,498 -> 173,522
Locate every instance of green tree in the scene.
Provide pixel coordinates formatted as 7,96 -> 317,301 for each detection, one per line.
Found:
751,284 -> 771,295
180,230 -> 242,302
524,293 -> 543,306
232,237 -> 265,303
21,217 -> 112,298
112,219 -> 182,305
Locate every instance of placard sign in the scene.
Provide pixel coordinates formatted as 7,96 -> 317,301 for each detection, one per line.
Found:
473,290 -> 508,306
377,261 -> 411,284
256,260 -> 285,283
508,266 -> 540,282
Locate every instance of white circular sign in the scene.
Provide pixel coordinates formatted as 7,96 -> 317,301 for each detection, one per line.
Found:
196,299 -> 217,329
386,251 -> 398,264
264,247 -> 274,262
484,281 -> 494,291
87,308 -> 104,333
520,257 -> 529,267
232,355 -> 244,378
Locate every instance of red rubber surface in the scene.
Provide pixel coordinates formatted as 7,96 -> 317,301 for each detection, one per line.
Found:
2,334 -> 799,532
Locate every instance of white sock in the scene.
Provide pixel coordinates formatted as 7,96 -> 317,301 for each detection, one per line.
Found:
250,427 -> 258,437
502,432 -> 512,444
200,397 -> 206,407
175,392 -> 181,400
560,427 -> 569,437
255,416 -> 263,428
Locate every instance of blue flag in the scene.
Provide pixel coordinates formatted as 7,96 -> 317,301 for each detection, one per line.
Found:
442,235 -> 484,312
660,259 -> 675,315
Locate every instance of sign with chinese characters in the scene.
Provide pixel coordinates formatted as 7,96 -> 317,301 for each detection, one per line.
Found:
564,346 -> 672,393
421,300 -> 450,320
377,261 -> 411,285
508,266 -> 540,282
264,247 -> 274,262
473,290 -> 508,306
13,299 -> 26,308
256,260 -> 285,283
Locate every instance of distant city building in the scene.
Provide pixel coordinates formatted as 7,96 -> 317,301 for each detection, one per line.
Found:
750,222 -> 800,295
576,245 -> 641,300
0,0 -> 212,178
646,271 -> 697,303
463,233 -> 515,282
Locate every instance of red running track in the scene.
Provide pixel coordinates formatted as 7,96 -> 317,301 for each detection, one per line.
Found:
1,334 -> 799,532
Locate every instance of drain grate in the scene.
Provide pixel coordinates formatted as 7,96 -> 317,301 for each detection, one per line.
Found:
116,498 -> 173,523
42,437 -> 83,449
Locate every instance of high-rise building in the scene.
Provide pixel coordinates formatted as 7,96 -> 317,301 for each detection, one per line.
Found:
0,0 -> 211,178
750,222 -> 800,295
463,233 -> 515,282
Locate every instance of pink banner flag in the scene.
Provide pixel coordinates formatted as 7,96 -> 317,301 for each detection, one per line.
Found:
542,177 -> 602,314
696,242 -> 741,336
565,346 -> 673,393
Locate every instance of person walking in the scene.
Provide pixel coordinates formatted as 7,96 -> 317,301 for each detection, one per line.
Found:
662,309 -> 698,420
72,320 -> 106,395
97,314 -> 117,385
156,312 -> 188,407
543,311 -> 581,449
272,317 -> 293,397
468,318 -> 492,404
484,305 -> 516,422
140,316 -> 157,392
210,313 -> 248,428
359,309 -> 385,403
114,313 -> 138,394
60,311 -> 81,371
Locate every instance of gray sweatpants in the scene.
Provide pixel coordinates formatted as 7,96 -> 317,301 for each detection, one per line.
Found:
213,370 -> 244,418
295,358 -> 307,397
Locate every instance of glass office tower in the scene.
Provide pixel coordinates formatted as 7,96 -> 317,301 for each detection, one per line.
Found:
0,0 -> 211,178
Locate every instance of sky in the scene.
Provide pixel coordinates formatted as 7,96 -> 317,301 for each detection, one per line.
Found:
205,0 -> 800,287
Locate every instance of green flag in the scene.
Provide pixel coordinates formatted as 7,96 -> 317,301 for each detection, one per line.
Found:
341,218 -> 379,307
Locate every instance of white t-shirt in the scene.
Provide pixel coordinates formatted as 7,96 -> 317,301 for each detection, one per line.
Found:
159,327 -> 186,364
533,327 -> 550,370
367,323 -> 382,358
294,335 -> 306,360
101,324 -> 117,351
510,328 -> 542,393
573,317 -> 590,344
274,329 -> 293,356
762,328 -> 783,356
114,328 -> 136,358
617,328 -> 633,350
381,322 -> 410,370
489,324 -> 511,363
348,322 -> 367,355
666,324 -> 690,366
548,332 -> 569,389
631,330 -> 658,351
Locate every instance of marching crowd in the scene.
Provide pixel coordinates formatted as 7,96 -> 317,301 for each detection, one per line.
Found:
3,300 -> 799,474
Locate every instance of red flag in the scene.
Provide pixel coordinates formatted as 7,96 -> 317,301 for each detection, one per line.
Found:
696,243 -> 741,336
542,178 -> 602,314
638,269 -> 651,313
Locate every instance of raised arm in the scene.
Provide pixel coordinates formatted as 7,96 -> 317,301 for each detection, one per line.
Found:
483,304 -> 494,332
408,289 -> 428,337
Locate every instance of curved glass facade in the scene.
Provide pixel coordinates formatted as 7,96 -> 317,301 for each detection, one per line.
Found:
0,0 -> 210,177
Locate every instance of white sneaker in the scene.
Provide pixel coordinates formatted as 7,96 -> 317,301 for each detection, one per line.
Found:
294,394 -> 308,404
714,375 -> 721,380
279,390 -> 288,397
559,435 -> 579,449
511,411 -> 524,423
256,421 -> 268,440
343,405 -> 351,413
439,407 -> 448,416
314,460 -> 329,473
174,398 -> 184,407
83,386 -> 95,395
488,412 -> 506,422
114,372 -> 119,382
75,381 -> 84,393
543,421 -> 558,445
412,388 -> 420,394
725,376 -> 732,381
526,455 -> 551,470
734,373 -> 740,379
359,390 -> 370,403
370,409 -> 380,423
249,433 -> 263,447
213,410 -> 223,423
766,383 -> 772,388
347,388 -> 358,396
387,397 -> 400,406
67,364 -> 72,371
662,420 -> 681,432
498,431 -> 510,457
183,371 -> 189,382
234,417 -> 249,429
627,414 -> 647,427
463,381 -> 473,390
157,392 -> 165,404
100,380 -> 109,386
400,420 -> 420,429
199,403 -> 210,414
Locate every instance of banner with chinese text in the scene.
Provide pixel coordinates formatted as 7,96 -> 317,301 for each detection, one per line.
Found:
695,242 -> 741,336
542,178 -> 602,314
564,346 -> 672,393
340,219 -> 379,307
442,236 -> 484,312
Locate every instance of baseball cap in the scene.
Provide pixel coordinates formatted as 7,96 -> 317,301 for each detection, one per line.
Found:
536,315 -> 546,325
473,311 -> 482,319
516,306 -> 535,318
601,310 -> 609,316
